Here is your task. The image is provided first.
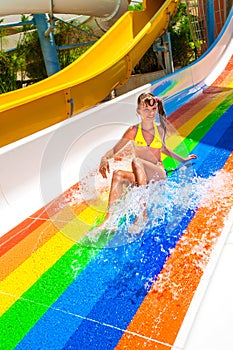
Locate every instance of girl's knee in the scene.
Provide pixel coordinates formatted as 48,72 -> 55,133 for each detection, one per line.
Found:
112,169 -> 135,184
132,157 -> 142,170
132,157 -> 140,164
112,169 -> 124,181
152,168 -> 166,181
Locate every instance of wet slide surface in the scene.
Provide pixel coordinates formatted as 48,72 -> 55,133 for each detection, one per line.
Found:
0,50 -> 232,349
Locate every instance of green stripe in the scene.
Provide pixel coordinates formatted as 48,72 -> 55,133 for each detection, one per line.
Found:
164,92 -> 233,170
160,80 -> 178,97
1,93 -> 232,349
0,231 -> 112,350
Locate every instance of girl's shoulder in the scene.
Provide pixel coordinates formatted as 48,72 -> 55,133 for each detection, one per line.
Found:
123,124 -> 139,140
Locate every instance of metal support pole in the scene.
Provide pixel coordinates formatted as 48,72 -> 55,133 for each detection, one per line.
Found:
163,31 -> 174,74
206,0 -> 215,47
153,29 -> 174,75
33,14 -> 60,77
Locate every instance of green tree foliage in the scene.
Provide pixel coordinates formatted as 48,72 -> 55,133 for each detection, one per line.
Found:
13,15 -> 46,82
133,2 -> 197,73
0,15 -> 97,92
54,20 -> 97,70
0,19 -> 19,93
17,30 -> 47,81
16,17 -> 96,81
128,2 -> 143,11
133,45 -> 160,74
170,3 -> 198,66
129,2 -> 158,73
0,3 -> 197,93
0,50 -> 23,93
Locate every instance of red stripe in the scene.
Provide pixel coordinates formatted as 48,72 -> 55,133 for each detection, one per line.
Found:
168,56 -> 233,127
0,182 -> 81,257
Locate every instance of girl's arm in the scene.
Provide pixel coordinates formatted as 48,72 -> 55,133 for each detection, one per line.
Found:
99,126 -> 137,178
162,145 -> 197,163
157,124 -> 197,163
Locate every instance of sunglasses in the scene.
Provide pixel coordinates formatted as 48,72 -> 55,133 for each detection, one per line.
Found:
137,92 -> 159,107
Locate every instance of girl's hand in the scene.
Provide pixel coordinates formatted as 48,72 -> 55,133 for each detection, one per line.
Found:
99,158 -> 110,178
184,154 -> 198,161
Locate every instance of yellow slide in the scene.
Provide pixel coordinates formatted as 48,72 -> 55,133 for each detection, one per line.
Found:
0,0 -> 179,147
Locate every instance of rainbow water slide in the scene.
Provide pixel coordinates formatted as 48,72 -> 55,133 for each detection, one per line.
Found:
0,0 -> 179,147
0,4 -> 233,350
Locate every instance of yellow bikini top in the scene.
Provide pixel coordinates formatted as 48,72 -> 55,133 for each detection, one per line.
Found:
134,122 -> 162,149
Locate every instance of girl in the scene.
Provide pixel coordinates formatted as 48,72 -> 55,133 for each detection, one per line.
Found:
99,92 -> 197,220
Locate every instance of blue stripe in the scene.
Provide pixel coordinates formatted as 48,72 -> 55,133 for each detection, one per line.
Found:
151,79 -> 206,117
188,105 -> 233,178
62,107 -> 233,349
16,106 -> 233,350
62,215 -> 194,349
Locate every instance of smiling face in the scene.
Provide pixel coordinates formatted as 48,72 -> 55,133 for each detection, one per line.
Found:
137,93 -> 157,121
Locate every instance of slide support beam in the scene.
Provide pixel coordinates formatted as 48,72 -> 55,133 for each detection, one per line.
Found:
206,0 -> 215,47
33,14 -> 60,76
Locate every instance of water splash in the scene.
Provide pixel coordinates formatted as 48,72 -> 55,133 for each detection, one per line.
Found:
147,169 -> 233,300
82,167 -> 215,248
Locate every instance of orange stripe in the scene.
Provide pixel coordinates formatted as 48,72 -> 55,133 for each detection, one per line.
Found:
116,153 -> 233,349
0,220 -> 57,281
213,57 -> 233,86
168,56 -> 233,128
0,199 -> 89,281
0,182 -> 81,257
1,58 -> 231,258
0,208 -> 49,257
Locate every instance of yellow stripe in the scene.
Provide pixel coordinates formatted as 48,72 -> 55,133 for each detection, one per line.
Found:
178,90 -> 232,136
2,73 -> 231,315
164,87 -> 233,151
77,200 -> 107,226
0,232 -> 73,315
0,203 -> 104,315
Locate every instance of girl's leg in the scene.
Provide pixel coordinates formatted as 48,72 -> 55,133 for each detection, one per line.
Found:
136,158 -> 166,182
130,158 -> 148,230
131,157 -> 166,184
106,169 -> 135,217
103,159 -> 166,229
131,158 -> 147,185
129,158 -> 166,232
